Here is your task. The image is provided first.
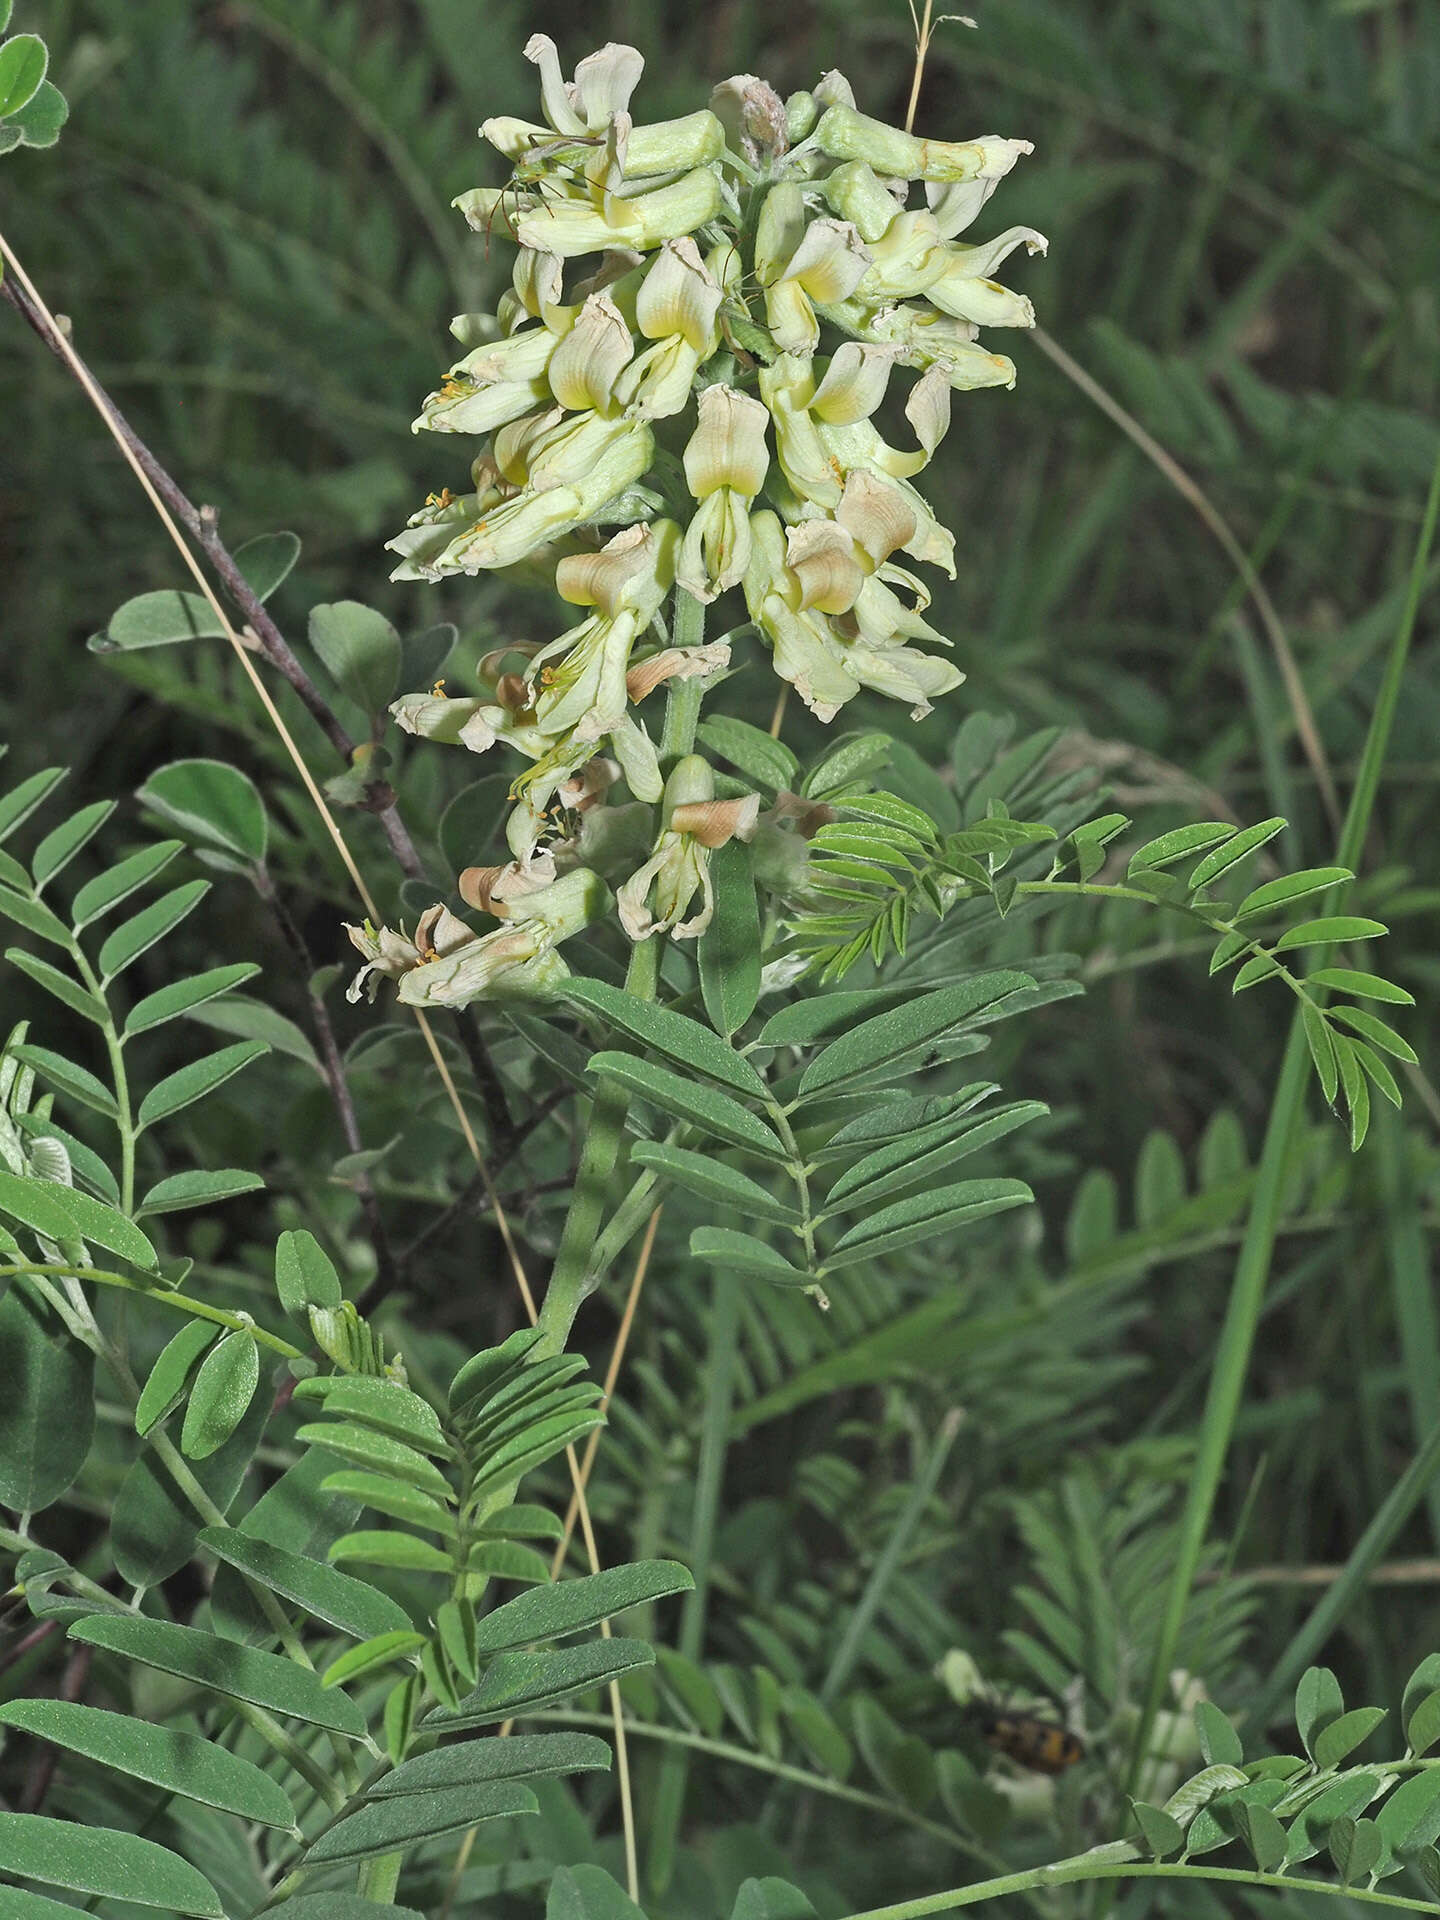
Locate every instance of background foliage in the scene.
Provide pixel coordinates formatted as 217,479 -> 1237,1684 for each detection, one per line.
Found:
1,1 -> 1439,1917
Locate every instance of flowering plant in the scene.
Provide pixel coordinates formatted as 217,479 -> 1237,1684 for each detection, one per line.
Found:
367,35 -> 1043,990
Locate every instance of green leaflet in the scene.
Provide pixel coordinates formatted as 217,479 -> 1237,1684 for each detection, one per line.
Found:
291,1372 -> 449,1453
274,1227 -> 342,1316
0,1811 -> 223,1915
97,880 -> 208,980
564,977 -> 767,1097
134,1320 -> 217,1436
137,1040 -> 269,1129
68,1614 -> 368,1736
124,962 -> 261,1036
139,1169 -> 265,1215
70,840 -> 183,926
309,601 -> 402,714
422,1639 -> 656,1730
293,1420 -> 454,1497
137,758 -> 269,863
630,1143 -> 798,1224
471,1561 -> 694,1654
369,1731 -> 611,1796
699,839 -> 762,1036
303,1781 -> 537,1865
689,1227 -> 811,1285
796,972 -> 1035,1097
824,1177 -> 1034,1268
180,1329 -> 260,1460
198,1527 -> 413,1639
0,1699 -> 296,1827
586,1052 -> 785,1158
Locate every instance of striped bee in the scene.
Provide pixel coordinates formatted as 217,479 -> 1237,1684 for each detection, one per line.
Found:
970,1694 -> 1086,1775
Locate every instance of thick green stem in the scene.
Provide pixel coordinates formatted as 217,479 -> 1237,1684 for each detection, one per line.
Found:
536,592 -> 707,1353
1127,443 -> 1440,1791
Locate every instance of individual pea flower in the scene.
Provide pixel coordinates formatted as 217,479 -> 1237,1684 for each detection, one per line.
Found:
617,755 -> 760,941
677,384 -> 771,601
344,905 -> 475,1005
545,291 -> 635,412
502,168 -> 726,261
389,413 -> 655,578
754,183 -> 871,358
615,238 -> 724,420
528,520 -> 680,743
413,317 -> 574,436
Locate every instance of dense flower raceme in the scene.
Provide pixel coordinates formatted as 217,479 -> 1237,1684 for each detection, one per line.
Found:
369,38 -> 1039,1003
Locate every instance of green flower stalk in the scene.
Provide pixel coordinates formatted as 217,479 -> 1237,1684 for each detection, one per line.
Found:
370,33 -> 1038,978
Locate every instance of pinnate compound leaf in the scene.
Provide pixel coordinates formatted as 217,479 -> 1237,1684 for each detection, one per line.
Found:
68,1614 -> 366,1735
471,1561 -> 693,1655
586,1052 -> 784,1158
138,1041 -> 268,1129
125,962 -> 260,1036
140,1169 -> 264,1215
0,1811 -> 223,1915
0,1699 -> 295,1827
137,759 -> 268,863
825,1178 -> 1033,1268
797,971 -> 1033,1097
200,1527 -> 410,1639
631,1143 -> 796,1222
565,978 -> 766,1097
303,1781 -> 536,1865
180,1330 -> 259,1459
136,1320 -> 217,1435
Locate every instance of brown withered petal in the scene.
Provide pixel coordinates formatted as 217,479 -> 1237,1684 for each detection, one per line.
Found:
458,865 -> 509,914
626,640 -> 731,703
669,793 -> 761,848
768,789 -> 839,839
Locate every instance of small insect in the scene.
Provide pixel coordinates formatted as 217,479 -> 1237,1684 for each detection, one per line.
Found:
969,1695 -> 1086,1776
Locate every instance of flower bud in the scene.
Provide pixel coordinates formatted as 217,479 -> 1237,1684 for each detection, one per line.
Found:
815,105 -> 1033,185
821,161 -> 904,242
